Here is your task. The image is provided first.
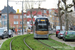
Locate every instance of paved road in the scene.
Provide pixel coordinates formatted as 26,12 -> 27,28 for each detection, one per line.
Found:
50,35 -> 75,47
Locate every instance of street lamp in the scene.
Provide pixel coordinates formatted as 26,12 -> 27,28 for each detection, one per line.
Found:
7,0 -> 9,34
22,1 -> 24,35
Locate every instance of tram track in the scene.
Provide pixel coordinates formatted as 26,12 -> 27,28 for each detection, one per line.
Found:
48,40 -> 63,46
10,36 -> 33,50
50,36 -> 64,46
10,37 -> 16,50
23,37 -> 33,50
9,34 -> 61,50
37,40 -> 57,50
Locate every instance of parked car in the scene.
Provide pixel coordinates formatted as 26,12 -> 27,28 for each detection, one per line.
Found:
56,30 -> 60,37
0,28 -> 9,39
58,31 -> 65,39
63,31 -> 75,41
9,30 -> 13,37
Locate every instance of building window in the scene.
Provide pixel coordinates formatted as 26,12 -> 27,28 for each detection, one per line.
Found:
14,21 -> 18,24
23,16 -> 26,18
20,15 -> 25,19
52,17 -> 54,20
1,15 -> 7,19
55,22 -> 57,25
4,21 -> 7,25
20,15 -> 22,19
14,15 -> 18,19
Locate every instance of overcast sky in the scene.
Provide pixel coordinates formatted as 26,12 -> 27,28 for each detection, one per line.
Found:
0,0 -> 73,12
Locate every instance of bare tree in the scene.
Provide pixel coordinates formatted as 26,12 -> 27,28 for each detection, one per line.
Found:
61,13 -> 75,28
24,0 -> 42,33
61,0 -> 73,31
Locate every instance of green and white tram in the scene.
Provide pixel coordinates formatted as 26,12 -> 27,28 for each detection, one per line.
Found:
34,17 -> 50,39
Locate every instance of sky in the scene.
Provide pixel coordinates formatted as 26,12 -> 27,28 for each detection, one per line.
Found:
0,0 -> 73,12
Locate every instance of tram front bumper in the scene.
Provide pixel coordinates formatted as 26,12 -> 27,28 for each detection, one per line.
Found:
34,33 -> 49,38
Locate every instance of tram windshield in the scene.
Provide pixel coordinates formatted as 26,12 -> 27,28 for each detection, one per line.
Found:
35,18 -> 49,31
37,25 -> 48,31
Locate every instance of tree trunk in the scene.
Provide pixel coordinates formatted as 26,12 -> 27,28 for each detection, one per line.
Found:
58,0 -> 62,30
64,2 -> 68,31
59,16 -> 62,30
30,10 -> 34,33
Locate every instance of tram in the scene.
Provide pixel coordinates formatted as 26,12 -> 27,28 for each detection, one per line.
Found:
34,17 -> 50,39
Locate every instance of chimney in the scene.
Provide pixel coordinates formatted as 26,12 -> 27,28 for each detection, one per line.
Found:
16,9 -> 19,13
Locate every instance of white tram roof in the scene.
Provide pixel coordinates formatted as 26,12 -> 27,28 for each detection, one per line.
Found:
35,17 -> 48,19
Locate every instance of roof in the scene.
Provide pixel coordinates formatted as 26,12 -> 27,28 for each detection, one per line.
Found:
36,17 -> 48,18
1,5 -> 16,13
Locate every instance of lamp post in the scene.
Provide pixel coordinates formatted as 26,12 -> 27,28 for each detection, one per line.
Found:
22,1 -> 24,34
7,0 -> 9,34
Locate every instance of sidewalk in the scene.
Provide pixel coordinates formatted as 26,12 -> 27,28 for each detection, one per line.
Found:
0,39 -> 7,48
13,32 -> 33,36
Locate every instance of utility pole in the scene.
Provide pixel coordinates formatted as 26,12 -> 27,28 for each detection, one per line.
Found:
7,0 -> 9,34
22,1 -> 24,34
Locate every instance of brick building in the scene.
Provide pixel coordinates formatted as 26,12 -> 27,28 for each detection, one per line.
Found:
9,13 -> 35,29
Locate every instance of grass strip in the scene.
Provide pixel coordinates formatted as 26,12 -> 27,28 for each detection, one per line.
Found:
39,35 -> 74,50
0,34 -> 74,50
25,34 -> 54,50
11,34 -> 30,50
0,37 -> 17,50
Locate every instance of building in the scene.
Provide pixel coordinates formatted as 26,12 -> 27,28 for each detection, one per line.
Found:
1,14 -> 7,27
9,13 -> 35,29
0,5 -> 16,27
26,8 -> 49,17
48,8 -> 59,28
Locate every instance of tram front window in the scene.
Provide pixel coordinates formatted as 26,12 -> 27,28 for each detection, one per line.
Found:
35,18 -> 49,31
37,25 -> 48,31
